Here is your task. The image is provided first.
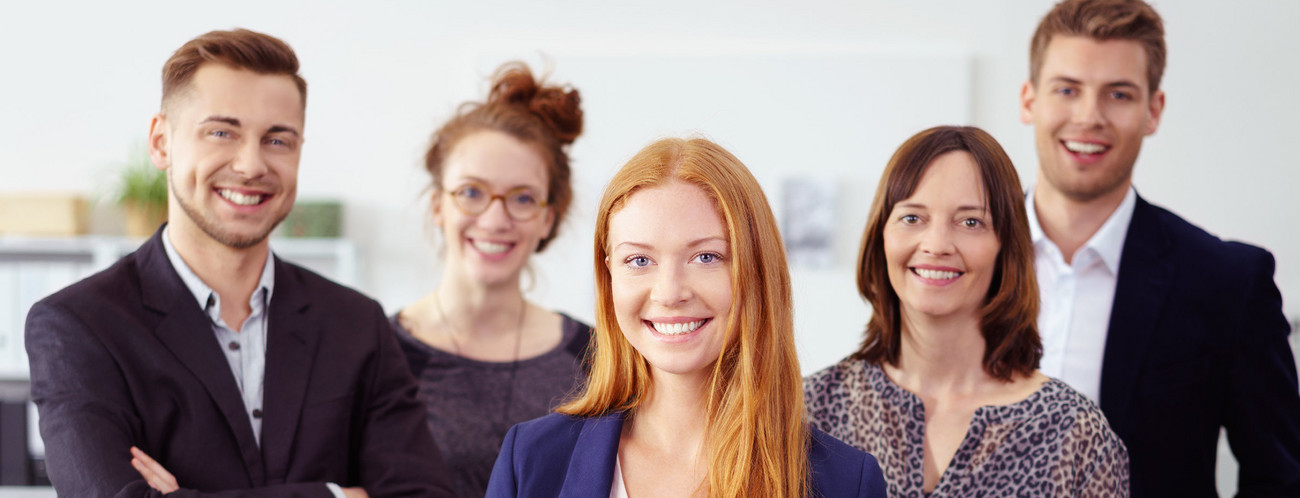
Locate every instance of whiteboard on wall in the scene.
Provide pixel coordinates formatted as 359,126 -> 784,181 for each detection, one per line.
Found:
479,50 -> 973,374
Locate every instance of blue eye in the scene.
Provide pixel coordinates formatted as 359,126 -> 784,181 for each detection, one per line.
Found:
1110,91 -> 1133,101
900,214 -> 921,224
694,252 -> 722,264
456,185 -> 483,199
211,130 -> 230,138
626,256 -> 651,268
510,191 -> 538,206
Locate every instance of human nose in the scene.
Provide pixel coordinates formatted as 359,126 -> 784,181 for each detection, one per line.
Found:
475,196 -> 514,229
650,263 -> 693,306
918,224 -> 955,256
1070,92 -> 1105,127
231,140 -> 268,178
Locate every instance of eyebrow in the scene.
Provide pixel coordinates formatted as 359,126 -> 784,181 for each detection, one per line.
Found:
454,176 -> 541,191
199,116 -> 301,137
896,202 -> 987,212
1046,76 -> 1141,91
613,236 -> 728,251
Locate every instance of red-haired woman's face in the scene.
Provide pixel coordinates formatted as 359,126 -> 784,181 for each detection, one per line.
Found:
434,130 -> 555,287
606,181 -> 732,383
883,151 -> 1000,324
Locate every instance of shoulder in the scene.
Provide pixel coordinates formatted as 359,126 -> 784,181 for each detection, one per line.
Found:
1136,198 -> 1274,269
804,357 -> 867,392
809,427 -> 887,497
504,412 -> 592,452
277,259 -> 380,308
1037,380 -> 1128,454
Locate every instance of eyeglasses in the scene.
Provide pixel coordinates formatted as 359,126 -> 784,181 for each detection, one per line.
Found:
445,181 -> 549,221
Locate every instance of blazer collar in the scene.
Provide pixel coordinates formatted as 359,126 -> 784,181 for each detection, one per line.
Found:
134,225 -> 322,485
1099,193 -> 1176,433
134,226 -> 268,484
559,412 -> 625,497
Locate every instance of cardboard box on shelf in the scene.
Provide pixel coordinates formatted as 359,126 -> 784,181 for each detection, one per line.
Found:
0,194 -> 89,236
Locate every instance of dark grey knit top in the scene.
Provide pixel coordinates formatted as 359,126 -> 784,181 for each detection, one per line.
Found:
390,312 -> 592,498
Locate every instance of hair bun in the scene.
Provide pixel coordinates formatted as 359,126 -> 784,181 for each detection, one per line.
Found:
487,62 -> 584,145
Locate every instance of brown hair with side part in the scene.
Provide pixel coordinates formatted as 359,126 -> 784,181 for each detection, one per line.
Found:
558,138 -> 809,497
1030,0 -> 1166,94
424,62 -> 583,252
161,28 -> 307,111
853,126 -> 1041,381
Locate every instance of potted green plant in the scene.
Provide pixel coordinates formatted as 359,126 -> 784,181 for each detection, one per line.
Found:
115,149 -> 168,237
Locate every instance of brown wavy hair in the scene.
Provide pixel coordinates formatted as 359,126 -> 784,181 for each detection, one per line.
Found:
853,126 -> 1041,381
161,29 -> 306,111
1030,0 -> 1166,94
423,62 -> 583,251
558,138 -> 808,497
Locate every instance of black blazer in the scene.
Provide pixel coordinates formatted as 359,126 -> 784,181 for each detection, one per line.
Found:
1100,195 -> 1300,497
485,411 -> 887,497
25,228 -> 455,497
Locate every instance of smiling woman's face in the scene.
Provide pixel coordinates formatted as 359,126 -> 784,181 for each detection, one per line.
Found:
606,180 -> 733,381
884,151 -> 1001,323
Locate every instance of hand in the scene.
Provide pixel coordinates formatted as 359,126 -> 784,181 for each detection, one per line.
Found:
130,446 -> 179,494
341,487 -> 370,498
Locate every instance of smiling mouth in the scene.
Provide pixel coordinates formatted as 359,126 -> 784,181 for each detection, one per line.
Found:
647,318 -> 709,336
217,188 -> 269,206
471,239 -> 514,255
911,268 -> 962,280
1061,140 -> 1110,156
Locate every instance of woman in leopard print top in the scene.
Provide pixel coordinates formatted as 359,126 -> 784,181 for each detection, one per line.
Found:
804,126 -> 1128,497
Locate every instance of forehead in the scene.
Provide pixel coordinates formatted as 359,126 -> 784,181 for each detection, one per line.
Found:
1039,35 -> 1150,90
900,151 -> 987,206
172,63 -> 304,128
443,130 -> 550,190
608,181 -> 726,246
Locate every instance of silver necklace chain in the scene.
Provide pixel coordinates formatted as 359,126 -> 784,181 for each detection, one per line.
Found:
432,293 -> 526,440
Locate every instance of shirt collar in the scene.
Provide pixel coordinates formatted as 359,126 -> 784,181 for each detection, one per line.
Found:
1026,185 -> 1137,274
162,225 -> 276,318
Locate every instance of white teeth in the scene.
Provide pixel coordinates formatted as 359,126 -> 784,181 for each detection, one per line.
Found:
472,240 -> 511,254
651,320 -> 705,336
914,268 -> 960,280
1063,140 -> 1108,154
218,189 -> 265,206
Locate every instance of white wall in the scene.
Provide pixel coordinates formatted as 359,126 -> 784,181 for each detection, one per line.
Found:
2,0 -> 1296,367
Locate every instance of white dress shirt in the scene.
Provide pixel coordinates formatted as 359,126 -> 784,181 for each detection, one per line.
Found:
1027,186 -> 1137,404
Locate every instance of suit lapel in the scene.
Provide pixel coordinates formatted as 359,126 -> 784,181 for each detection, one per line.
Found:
1099,195 -> 1175,435
260,257 -> 320,484
559,412 -> 624,497
136,229 -> 266,484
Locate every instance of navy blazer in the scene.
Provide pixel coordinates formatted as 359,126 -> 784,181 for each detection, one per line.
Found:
485,412 -> 887,497
25,227 -> 455,497
1098,195 -> 1300,497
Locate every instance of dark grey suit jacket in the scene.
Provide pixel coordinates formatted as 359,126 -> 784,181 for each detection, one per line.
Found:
25,227 -> 455,497
1100,195 -> 1300,497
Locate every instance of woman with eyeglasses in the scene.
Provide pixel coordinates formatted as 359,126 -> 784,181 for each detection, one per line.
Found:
391,62 -> 592,498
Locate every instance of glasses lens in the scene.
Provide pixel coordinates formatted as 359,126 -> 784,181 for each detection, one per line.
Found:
506,189 -> 541,220
452,184 -> 489,215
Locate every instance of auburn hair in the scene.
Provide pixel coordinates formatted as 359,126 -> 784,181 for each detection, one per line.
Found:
423,62 -> 583,252
1030,0 -> 1166,94
557,138 -> 808,497
853,126 -> 1041,381
161,28 -> 306,110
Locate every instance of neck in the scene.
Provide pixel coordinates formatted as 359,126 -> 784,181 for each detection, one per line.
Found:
1032,180 -> 1129,264
434,271 -> 527,338
167,223 -> 268,310
631,370 -> 711,459
889,310 -> 989,396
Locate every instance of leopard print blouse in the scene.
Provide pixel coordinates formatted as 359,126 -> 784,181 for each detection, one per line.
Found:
805,358 -> 1129,497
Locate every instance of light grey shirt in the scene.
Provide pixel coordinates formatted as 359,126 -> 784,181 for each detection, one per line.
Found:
162,226 -> 273,446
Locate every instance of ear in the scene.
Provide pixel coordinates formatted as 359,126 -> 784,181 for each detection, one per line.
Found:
541,205 -> 556,240
1145,89 -> 1166,136
430,190 -> 444,226
1018,80 -> 1037,125
147,113 -> 170,170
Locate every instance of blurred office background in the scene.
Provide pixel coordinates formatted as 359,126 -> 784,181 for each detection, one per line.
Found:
1,0 -> 1296,494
